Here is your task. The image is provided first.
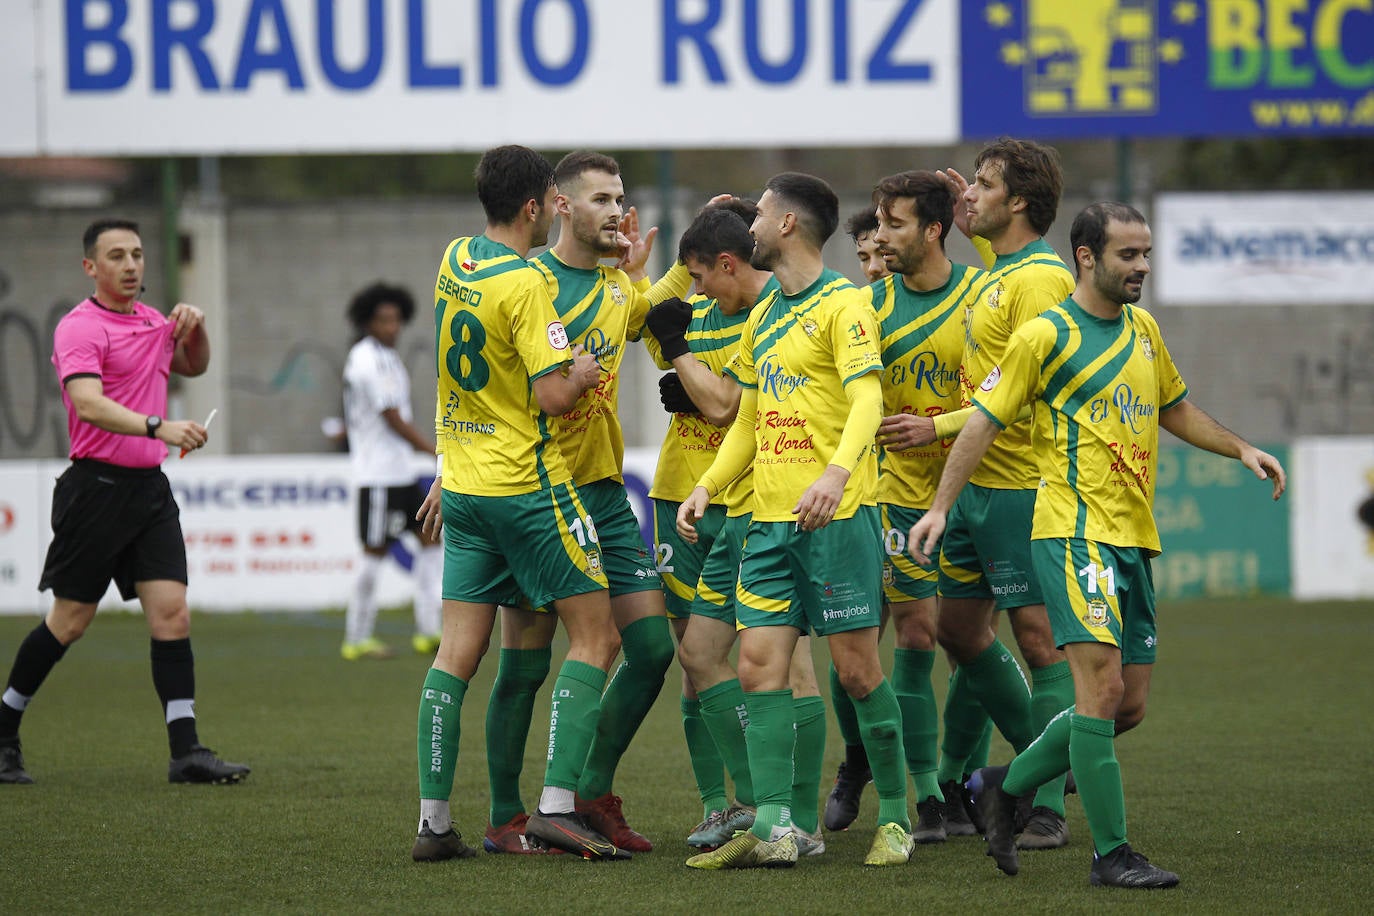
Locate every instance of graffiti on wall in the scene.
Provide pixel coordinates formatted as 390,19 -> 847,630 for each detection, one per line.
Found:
0,269 -> 74,458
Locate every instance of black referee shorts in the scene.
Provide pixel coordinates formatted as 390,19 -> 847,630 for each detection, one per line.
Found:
356,482 -> 425,549
38,459 -> 188,603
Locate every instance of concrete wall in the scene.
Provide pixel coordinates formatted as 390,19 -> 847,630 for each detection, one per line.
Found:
2,195 -> 1370,463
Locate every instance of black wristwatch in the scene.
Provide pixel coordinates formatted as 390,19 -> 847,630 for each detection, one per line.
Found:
145,415 -> 163,438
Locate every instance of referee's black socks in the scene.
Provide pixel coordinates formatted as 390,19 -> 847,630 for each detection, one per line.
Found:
0,621 -> 69,739
151,637 -> 199,757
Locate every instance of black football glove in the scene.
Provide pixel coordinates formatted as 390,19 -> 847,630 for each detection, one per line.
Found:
658,372 -> 701,415
645,297 -> 693,361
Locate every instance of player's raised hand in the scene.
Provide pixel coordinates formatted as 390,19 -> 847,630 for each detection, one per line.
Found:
676,486 -> 710,543
616,206 -> 659,278
936,169 -> 972,239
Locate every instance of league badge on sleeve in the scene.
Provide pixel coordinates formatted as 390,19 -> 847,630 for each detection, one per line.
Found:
548,321 -> 569,350
980,366 -> 1002,392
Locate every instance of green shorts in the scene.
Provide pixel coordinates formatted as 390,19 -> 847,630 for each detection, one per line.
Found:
691,512 -> 751,625
653,499 -> 726,619
880,503 -> 937,603
938,484 -> 1042,610
440,483 -> 607,608
1033,538 -> 1157,665
734,508 -> 883,636
578,479 -> 661,598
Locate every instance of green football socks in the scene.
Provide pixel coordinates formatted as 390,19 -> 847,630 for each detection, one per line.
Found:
1005,704 -> 1074,796
790,695 -> 827,834
682,695 -> 728,817
744,689 -> 796,839
485,647 -> 550,825
893,648 -> 942,801
963,638 -> 1035,752
828,661 -> 862,747
417,668 -> 467,800
937,666 -> 988,784
544,659 -> 606,792
699,678 -> 755,806
1029,661 -> 1075,815
853,679 -> 910,831
578,615 -> 673,799
1070,713 -> 1128,856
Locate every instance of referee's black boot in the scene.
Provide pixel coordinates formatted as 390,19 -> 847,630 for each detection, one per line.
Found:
168,745 -> 250,784
0,737 -> 34,784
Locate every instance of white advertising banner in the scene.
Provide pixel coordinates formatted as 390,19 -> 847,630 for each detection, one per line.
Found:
1292,436 -> 1374,599
0,6 -> 41,156
0,450 -> 663,614
21,0 -> 959,156
1155,192 -> 1374,306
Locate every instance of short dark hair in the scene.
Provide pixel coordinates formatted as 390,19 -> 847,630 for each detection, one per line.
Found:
764,172 -> 839,247
974,137 -> 1064,236
475,145 -> 555,225
1069,202 -> 1149,276
873,170 -> 954,246
347,281 -> 416,335
553,150 -> 620,192
83,218 -> 140,257
844,208 -> 879,242
679,206 -> 755,263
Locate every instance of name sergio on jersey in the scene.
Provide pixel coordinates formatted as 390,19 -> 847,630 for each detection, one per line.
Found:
758,355 -> 810,400
887,350 -> 960,398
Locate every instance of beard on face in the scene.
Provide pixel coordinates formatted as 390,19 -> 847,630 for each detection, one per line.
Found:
1095,265 -> 1145,304
749,240 -> 777,272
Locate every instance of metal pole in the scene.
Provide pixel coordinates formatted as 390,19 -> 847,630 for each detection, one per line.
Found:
656,150 -> 675,273
161,157 -> 180,306
1115,137 -> 1132,204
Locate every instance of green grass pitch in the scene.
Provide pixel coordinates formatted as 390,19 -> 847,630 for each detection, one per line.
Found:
1,598 -> 1370,914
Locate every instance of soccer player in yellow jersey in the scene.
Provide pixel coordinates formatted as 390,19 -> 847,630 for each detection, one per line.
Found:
923,139 -> 1080,848
647,200 -> 828,856
409,145 -> 622,863
911,203 -> 1286,888
856,170 -> 987,843
481,151 -> 692,855
678,173 -> 912,868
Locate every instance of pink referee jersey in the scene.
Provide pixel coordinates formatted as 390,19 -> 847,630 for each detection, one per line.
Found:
52,298 -> 176,468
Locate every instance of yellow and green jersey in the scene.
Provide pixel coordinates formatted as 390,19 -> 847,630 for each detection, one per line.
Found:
649,280 -> 779,514
974,299 -> 1189,554
529,253 -> 691,485
959,239 -> 1075,490
728,269 -> 882,523
870,263 -> 980,509
433,235 -> 573,496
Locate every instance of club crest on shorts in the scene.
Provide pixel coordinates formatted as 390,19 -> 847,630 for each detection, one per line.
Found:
586,548 -> 603,575
882,563 -> 894,587
1081,598 -> 1110,628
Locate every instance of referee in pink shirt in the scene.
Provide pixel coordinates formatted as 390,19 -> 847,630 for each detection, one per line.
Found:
0,218 -> 249,786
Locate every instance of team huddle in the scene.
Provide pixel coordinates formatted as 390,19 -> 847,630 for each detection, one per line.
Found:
0,135 -> 1285,894
408,138 -> 1287,889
